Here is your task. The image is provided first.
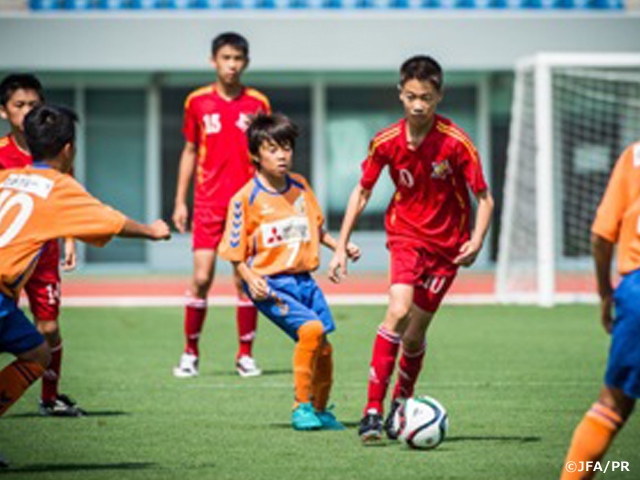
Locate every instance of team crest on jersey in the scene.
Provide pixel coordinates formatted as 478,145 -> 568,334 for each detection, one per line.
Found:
261,216 -> 310,248
431,159 -> 452,179
293,195 -> 307,215
236,113 -> 251,132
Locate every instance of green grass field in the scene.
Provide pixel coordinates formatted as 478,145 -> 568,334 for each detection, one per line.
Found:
1,305 -> 639,479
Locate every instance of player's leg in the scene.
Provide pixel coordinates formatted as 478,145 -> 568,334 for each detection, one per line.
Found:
359,283 -> 414,442
0,302 -> 51,417
561,270 -> 640,479
304,277 -> 343,430
233,267 -> 261,377
174,248 -> 216,378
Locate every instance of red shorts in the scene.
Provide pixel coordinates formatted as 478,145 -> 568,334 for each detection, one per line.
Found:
389,242 -> 457,313
192,205 -> 227,251
24,240 -> 61,322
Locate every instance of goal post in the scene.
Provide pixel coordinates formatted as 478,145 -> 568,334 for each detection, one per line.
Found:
496,53 -> 640,306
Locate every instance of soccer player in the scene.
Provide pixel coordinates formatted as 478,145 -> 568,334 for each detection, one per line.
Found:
219,113 -> 360,430
0,73 -> 81,416
0,104 -> 170,420
328,55 -> 494,443
560,140 -> 640,480
172,32 -> 271,379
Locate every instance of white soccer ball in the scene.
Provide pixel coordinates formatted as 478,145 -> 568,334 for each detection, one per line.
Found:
394,395 -> 448,450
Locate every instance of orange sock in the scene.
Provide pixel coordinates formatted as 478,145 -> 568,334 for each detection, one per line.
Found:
293,321 -> 324,406
0,359 -> 45,416
561,403 -> 623,480
312,341 -> 333,412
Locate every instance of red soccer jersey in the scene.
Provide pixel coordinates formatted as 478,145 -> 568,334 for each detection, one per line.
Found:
360,115 -> 488,263
0,135 -> 32,169
183,85 -> 271,211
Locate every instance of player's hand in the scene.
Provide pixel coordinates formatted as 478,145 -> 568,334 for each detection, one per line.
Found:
328,249 -> 348,283
149,220 -> 171,241
600,295 -> 614,334
246,273 -> 270,301
172,203 -> 189,234
62,238 -> 77,272
346,242 -> 361,262
453,239 -> 482,267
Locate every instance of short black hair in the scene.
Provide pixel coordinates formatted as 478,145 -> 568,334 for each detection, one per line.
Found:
399,55 -> 443,92
247,113 -> 299,158
0,73 -> 44,106
24,104 -> 78,161
211,32 -> 249,58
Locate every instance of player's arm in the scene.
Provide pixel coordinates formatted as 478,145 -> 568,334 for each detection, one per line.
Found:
453,189 -> 494,267
62,237 -> 77,271
328,184 -> 372,283
118,218 -> 171,240
233,261 -> 269,301
320,228 -> 361,261
592,233 -> 615,334
172,141 -> 197,234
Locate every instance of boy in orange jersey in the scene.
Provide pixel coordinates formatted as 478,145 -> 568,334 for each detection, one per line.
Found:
219,113 -> 360,430
561,140 -> 640,480
0,104 -> 170,422
0,73 -> 81,416
173,32 -> 271,379
329,55 -> 494,443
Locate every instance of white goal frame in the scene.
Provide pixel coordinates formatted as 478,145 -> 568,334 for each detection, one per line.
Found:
496,53 -> 640,306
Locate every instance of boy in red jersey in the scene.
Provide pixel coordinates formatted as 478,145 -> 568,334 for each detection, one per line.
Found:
329,55 -> 494,443
560,140 -> 640,480
172,32 -> 271,379
0,74 -> 81,416
0,104 -> 169,422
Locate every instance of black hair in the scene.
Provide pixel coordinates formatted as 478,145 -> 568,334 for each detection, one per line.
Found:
211,32 -> 249,58
247,113 -> 299,159
399,55 -> 444,92
0,73 -> 44,106
24,104 -> 78,161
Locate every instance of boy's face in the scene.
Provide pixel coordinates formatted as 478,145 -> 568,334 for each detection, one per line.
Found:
255,139 -> 292,179
399,79 -> 442,128
211,45 -> 248,87
0,88 -> 43,132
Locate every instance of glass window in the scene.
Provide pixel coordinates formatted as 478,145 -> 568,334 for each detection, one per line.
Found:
84,89 -> 146,263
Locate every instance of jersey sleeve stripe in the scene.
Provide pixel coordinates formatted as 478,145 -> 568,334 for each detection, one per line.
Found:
245,89 -> 271,111
184,86 -> 213,109
436,123 -> 480,165
0,137 -> 9,148
370,127 -> 401,155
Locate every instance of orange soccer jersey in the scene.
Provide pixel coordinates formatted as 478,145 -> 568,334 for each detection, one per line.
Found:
0,166 -> 126,299
592,141 -> 640,275
219,173 -> 324,277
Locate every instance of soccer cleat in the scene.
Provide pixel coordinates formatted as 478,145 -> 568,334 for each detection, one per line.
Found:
39,394 -> 86,417
316,406 -> 345,431
173,353 -> 199,378
358,409 -> 384,443
384,398 -> 404,440
236,355 -> 262,378
291,402 -> 322,431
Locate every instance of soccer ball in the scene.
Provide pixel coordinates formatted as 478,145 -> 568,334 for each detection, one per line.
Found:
393,396 -> 448,450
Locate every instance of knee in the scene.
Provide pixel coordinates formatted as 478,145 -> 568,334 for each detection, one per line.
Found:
387,302 -> 411,324
297,321 -> 324,349
192,271 -> 213,294
37,321 -> 60,343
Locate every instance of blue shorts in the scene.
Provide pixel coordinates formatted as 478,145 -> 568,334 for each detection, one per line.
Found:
605,268 -> 640,399
0,293 -> 45,355
245,272 -> 335,341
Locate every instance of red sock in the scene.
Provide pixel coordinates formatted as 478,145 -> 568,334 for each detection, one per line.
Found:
41,340 -> 62,402
392,341 -> 426,400
236,298 -> 257,359
184,296 -> 207,356
365,325 -> 401,415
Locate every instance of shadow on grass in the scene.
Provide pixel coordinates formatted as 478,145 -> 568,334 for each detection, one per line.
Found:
0,462 -> 156,475
7,411 -> 130,419
446,435 -> 541,443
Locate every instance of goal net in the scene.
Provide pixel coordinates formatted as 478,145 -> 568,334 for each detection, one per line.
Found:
496,53 -> 640,305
